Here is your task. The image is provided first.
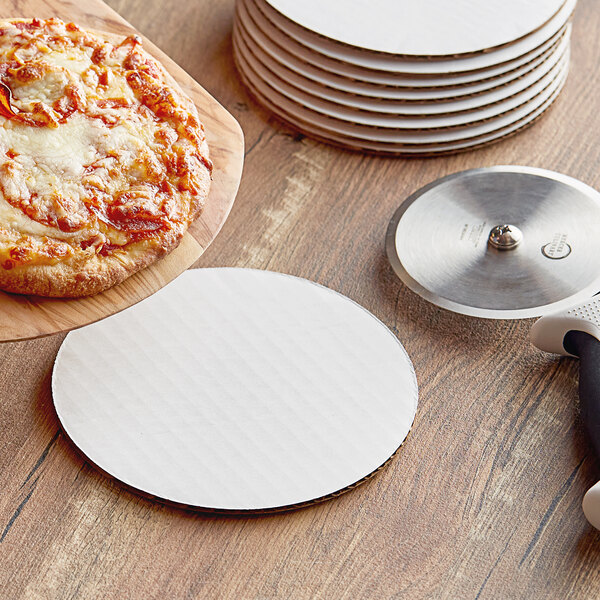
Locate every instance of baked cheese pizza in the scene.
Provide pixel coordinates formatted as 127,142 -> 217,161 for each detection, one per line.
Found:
0,18 -> 212,297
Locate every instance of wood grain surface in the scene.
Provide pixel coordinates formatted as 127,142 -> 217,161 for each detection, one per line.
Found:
0,0 -> 599,598
0,2 -> 244,342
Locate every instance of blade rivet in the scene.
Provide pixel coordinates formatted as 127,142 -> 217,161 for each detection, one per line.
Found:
488,224 -> 523,250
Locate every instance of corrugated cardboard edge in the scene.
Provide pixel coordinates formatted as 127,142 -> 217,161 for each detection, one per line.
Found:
233,42 -> 567,155
234,31 -> 568,134
236,15 -> 570,110
239,0 -> 569,94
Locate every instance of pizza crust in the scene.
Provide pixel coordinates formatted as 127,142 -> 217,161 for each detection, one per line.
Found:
0,223 -> 178,297
0,18 -> 212,297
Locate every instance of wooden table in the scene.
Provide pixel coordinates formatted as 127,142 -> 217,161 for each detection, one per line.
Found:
1,0 -> 599,597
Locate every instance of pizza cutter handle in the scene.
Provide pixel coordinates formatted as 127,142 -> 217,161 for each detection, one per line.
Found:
564,331 -> 600,458
530,304 -> 600,531
563,330 -> 600,530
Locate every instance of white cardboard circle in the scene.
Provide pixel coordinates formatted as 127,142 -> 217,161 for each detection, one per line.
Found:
248,0 -> 573,75
238,0 -> 568,86
235,20 -> 568,121
236,19 -> 569,109
264,0 -> 565,57
234,37 -> 568,143
52,269 -> 418,511
237,72 -> 565,154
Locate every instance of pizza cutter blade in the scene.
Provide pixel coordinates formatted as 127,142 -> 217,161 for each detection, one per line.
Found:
386,166 -> 600,319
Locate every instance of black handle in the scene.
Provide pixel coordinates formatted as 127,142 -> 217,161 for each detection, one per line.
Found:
564,331 -> 600,461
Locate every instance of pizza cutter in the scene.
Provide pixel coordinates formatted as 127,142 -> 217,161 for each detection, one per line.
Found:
530,299 -> 600,529
386,166 -> 600,319
386,166 -> 600,529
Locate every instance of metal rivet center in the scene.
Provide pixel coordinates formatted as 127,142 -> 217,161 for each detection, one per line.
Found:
488,224 -> 523,250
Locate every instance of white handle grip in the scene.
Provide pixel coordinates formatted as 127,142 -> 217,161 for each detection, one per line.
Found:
529,297 -> 600,356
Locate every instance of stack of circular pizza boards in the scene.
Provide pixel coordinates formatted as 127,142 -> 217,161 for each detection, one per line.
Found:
233,0 -> 576,155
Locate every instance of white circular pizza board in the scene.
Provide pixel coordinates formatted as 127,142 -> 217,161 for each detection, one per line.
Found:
236,19 -> 569,107
237,72 -> 565,154
246,0 -> 573,75
238,0 -> 567,87
263,0 -> 565,57
52,269 -> 418,511
235,20 -> 568,121
234,39 -> 568,143
256,0 -> 572,70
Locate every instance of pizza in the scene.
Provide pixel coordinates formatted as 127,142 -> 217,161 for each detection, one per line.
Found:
0,18 -> 212,297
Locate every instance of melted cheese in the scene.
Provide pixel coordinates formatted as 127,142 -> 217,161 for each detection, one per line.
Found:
11,69 -> 67,106
2,114 -> 100,177
0,110 -> 163,239
44,47 -> 93,75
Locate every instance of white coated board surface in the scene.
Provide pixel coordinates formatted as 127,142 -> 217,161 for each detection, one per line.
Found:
264,0 -> 566,56
241,0 -> 572,80
234,57 -> 566,153
237,3 -> 567,93
234,21 -> 568,121
53,269 -> 418,511
235,19 -> 569,108
234,39 -> 568,143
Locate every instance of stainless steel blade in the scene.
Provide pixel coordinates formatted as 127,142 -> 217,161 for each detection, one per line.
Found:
386,166 -> 600,319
